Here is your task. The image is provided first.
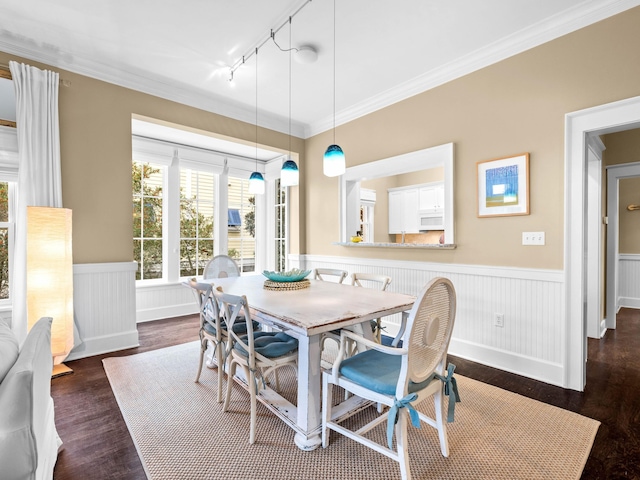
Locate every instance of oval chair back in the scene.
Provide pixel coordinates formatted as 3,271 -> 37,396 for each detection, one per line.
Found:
399,277 -> 456,397
203,255 -> 240,279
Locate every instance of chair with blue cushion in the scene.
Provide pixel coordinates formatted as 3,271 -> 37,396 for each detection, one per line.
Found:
185,279 -> 259,403
322,277 -> 459,480
216,288 -> 299,444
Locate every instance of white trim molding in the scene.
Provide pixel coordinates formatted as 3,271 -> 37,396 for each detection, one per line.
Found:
136,281 -> 197,323
291,254 -> 565,387
618,254 -> 640,309
67,261 -> 139,361
566,94 -> 640,391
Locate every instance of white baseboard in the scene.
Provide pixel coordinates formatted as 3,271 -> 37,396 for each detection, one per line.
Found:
137,302 -> 197,323
66,329 -> 139,361
617,296 -> 640,309
449,338 -> 564,387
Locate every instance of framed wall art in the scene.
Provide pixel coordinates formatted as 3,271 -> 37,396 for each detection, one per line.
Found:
477,153 -> 529,217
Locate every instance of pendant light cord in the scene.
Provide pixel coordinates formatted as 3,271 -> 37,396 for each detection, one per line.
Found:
332,0 -> 336,144
289,17 -> 292,158
255,47 -> 259,170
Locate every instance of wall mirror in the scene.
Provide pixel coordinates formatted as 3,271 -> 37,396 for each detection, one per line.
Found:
339,142 -> 454,245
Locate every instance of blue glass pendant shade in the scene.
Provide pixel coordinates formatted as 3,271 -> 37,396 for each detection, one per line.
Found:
248,171 -> 265,194
323,144 -> 345,177
281,159 -> 299,187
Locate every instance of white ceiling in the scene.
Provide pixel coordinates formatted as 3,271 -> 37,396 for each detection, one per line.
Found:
1,0 -> 638,141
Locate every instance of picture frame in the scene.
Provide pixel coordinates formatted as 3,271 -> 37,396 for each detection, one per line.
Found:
477,153 -> 529,217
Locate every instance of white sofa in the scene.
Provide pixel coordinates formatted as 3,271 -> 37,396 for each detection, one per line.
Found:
0,317 -> 62,480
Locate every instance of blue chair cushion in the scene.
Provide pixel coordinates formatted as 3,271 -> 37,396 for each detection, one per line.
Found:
203,318 -> 259,336
381,334 -> 403,347
234,332 -> 298,359
338,349 -> 430,395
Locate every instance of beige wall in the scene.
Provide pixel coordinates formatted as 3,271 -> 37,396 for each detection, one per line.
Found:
305,6 -> 640,270
4,6 -> 640,269
603,128 -> 640,254
0,52 -> 305,264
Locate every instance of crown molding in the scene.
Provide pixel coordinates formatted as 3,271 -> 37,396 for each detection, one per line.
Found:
0,39 -> 307,139
305,0 -> 640,138
1,0 -> 637,140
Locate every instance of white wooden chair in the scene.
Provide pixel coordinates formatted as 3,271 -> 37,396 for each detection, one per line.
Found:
313,268 -> 347,283
216,288 -> 299,444
322,277 -> 459,480
203,254 -> 240,279
351,272 -> 392,343
186,279 -> 260,403
186,279 -> 226,403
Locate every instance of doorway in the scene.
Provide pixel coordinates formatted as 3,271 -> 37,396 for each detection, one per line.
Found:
605,160 -> 640,331
566,95 -> 640,391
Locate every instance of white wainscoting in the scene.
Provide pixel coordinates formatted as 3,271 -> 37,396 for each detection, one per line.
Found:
618,254 -> 640,309
136,280 -> 198,323
290,254 -> 565,387
67,262 -> 139,361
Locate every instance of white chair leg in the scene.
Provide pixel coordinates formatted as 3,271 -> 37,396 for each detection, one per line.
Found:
195,338 -> 207,382
396,410 -> 411,480
223,360 -> 237,413
216,344 -> 224,403
322,375 -> 333,448
433,388 -> 450,457
248,368 -> 257,445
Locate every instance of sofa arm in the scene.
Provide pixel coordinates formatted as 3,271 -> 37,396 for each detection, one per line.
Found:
0,317 -> 56,480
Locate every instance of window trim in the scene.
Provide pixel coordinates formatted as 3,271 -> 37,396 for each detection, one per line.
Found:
133,136 -> 288,284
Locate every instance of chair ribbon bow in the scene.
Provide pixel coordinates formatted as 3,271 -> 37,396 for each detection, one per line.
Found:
433,363 -> 461,423
386,393 -> 421,449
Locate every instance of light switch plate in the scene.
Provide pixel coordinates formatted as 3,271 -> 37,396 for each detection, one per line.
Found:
522,231 -> 545,245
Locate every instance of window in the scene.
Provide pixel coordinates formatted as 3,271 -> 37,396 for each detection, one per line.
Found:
132,135 -> 287,283
359,188 -> 376,243
228,177 -> 255,273
180,169 -> 215,277
133,162 -> 164,280
0,181 -> 14,300
274,179 -> 286,272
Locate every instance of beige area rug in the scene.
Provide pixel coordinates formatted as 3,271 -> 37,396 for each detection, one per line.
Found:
103,342 -> 599,480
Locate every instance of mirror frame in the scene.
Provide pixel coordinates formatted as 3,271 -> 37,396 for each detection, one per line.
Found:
339,142 -> 454,244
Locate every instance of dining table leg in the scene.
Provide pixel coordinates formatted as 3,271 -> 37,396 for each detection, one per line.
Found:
293,333 -> 323,451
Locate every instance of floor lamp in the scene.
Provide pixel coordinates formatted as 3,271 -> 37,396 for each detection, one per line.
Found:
26,206 -> 74,377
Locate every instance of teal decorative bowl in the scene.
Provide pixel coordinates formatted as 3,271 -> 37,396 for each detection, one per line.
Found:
262,268 -> 311,282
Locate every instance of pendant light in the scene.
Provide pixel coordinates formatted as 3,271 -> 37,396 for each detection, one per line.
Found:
249,47 -> 265,195
323,0 -> 345,177
281,16 -> 299,187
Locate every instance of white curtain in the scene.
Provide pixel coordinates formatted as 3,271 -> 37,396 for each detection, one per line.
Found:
9,61 -> 63,344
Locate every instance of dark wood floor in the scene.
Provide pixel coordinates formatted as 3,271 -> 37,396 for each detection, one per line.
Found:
51,309 -> 640,479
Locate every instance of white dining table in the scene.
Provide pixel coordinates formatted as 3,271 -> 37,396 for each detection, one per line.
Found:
206,274 -> 415,451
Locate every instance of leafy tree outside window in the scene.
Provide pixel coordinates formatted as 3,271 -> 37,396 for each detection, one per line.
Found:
180,169 -> 215,277
0,182 -> 11,299
133,162 -> 163,280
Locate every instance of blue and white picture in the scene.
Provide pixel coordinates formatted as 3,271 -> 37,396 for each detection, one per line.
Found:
478,153 -> 529,217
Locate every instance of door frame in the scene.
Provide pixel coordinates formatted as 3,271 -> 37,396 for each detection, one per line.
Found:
565,94 -> 640,391
605,161 -> 640,331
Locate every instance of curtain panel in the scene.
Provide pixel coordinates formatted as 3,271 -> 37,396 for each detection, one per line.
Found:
9,61 -> 63,345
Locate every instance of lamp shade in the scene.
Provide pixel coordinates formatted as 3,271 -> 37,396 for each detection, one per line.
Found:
248,171 -> 265,194
26,206 -> 74,365
323,144 -> 345,177
281,159 -> 299,187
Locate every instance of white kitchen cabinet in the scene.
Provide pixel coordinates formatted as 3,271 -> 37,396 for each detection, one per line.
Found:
388,188 -> 419,234
419,183 -> 444,213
